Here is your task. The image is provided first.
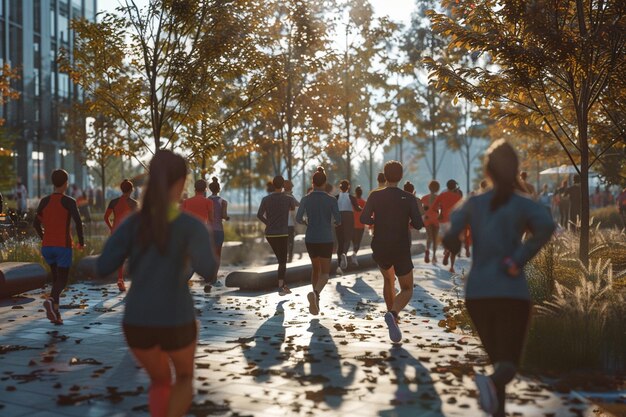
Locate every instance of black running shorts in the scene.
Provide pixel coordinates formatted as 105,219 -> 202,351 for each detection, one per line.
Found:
123,321 -> 197,351
372,244 -> 413,276
305,242 -> 334,259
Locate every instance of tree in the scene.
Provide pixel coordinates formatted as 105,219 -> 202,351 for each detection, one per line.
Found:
426,0 -> 626,265
0,64 -> 20,127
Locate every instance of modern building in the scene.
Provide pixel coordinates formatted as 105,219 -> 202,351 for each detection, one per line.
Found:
0,0 -> 96,199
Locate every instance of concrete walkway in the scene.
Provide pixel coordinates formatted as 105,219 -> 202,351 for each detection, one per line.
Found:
0,256 -> 604,416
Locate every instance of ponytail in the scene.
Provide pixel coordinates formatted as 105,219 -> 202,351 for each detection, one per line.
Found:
485,140 -> 520,211
139,150 -> 187,253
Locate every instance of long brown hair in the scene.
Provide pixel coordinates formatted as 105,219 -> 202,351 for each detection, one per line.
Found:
485,140 -> 523,211
139,150 -> 187,253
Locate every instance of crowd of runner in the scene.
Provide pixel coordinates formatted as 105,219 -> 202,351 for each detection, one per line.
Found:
30,142 -> 586,417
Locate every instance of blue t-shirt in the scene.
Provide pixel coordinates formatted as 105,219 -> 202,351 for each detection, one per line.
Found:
97,212 -> 216,327
296,190 -> 341,243
444,191 -> 555,301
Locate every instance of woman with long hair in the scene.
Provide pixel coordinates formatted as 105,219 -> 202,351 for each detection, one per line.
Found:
208,177 -> 229,285
443,140 -> 554,417
296,167 -> 341,315
97,151 -> 216,417
421,180 -> 441,264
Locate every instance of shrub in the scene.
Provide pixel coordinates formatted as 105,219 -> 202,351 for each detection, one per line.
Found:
591,206 -> 624,229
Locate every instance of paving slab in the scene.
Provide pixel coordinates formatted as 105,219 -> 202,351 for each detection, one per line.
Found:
0,257 -> 610,416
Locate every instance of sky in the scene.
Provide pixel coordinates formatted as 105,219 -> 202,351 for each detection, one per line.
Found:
97,0 -> 416,25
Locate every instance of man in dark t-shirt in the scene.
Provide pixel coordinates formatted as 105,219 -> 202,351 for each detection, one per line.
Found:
360,161 -> 424,343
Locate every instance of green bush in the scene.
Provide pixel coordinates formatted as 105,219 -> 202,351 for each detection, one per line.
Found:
591,206 -> 625,229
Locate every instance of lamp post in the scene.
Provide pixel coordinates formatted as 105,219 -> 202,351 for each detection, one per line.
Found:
59,148 -> 68,170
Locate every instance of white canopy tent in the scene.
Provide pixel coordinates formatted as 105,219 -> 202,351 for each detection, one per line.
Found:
539,164 -> 598,176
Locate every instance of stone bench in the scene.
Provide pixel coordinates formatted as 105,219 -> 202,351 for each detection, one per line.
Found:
225,242 -> 425,291
0,262 -> 47,298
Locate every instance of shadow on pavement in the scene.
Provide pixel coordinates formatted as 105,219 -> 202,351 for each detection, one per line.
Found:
378,345 -> 444,417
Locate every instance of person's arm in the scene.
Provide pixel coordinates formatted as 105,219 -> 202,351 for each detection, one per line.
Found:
104,201 -> 115,231
33,199 -> 46,240
207,199 -> 214,224
188,220 -> 218,283
350,195 -> 362,212
67,198 -> 85,247
510,202 -> 555,269
359,196 -> 375,226
97,216 -> 135,277
295,197 -> 306,225
332,198 -> 341,226
256,198 -> 267,225
442,199 -> 471,254
222,200 -> 230,221
410,197 -> 424,230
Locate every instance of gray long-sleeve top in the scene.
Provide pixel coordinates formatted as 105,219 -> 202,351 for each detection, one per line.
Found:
97,212 -> 216,326
443,190 -> 555,300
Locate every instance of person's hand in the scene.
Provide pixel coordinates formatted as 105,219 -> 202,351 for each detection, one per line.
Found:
503,257 -> 520,276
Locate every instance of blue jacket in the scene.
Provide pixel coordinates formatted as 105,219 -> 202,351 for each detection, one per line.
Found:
444,191 -> 555,300
296,190 -> 341,243
97,212 -> 216,326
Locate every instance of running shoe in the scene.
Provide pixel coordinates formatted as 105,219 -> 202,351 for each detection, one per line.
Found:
465,248 -> 471,257
424,250 -> 430,263
384,311 -> 402,343
43,299 -> 58,323
340,254 -> 348,270
475,374 -> 498,414
443,251 -> 450,266
449,267 -> 455,274
307,292 -> 319,315
278,286 -> 292,296
117,280 -> 126,292
336,267 -> 343,276
351,255 -> 359,267
54,309 -> 64,325
432,254 -> 438,264
204,284 -> 212,293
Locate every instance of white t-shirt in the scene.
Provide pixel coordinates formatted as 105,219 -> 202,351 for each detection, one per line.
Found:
338,192 -> 352,212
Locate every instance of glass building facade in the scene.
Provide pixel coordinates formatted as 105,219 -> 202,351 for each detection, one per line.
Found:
0,0 -> 97,197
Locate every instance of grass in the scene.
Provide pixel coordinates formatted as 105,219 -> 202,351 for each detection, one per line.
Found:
522,227 -> 626,373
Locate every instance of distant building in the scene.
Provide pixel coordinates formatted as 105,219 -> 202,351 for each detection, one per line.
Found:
0,1 -> 97,198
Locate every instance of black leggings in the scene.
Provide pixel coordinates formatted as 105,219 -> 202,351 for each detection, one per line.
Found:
50,265 -> 69,305
335,212 -> 354,263
287,226 -> 295,262
266,236 -> 288,286
466,298 -> 532,417
352,228 -> 365,254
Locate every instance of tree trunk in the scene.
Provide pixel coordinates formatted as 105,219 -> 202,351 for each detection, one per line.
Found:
579,121 -> 590,267
431,129 -> 437,179
100,160 -> 106,212
369,144 -> 374,192
465,141 -> 471,193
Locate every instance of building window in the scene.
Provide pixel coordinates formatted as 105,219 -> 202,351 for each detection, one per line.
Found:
59,73 -> 70,98
34,70 -> 40,96
50,9 -> 56,38
34,0 -> 41,33
9,0 -> 21,23
59,14 -> 69,44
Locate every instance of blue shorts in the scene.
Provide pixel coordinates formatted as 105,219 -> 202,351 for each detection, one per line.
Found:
41,247 -> 73,268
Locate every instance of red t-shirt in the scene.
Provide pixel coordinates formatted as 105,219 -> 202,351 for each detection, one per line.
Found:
35,193 -> 85,247
105,196 -> 139,231
181,194 -> 214,225
353,198 -> 366,229
433,191 -> 462,223
421,193 -> 439,226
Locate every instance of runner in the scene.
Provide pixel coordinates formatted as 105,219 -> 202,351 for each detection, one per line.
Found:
208,177 -> 229,286
360,161 -> 424,343
443,140 -> 554,417
257,175 -> 296,295
14,178 -> 28,216
33,169 -> 85,325
296,167 -> 341,315
284,180 -> 299,263
375,172 -> 387,191
351,186 -> 366,266
433,179 -> 462,273
104,179 -> 139,292
97,150 -> 216,417
181,179 -> 214,225
519,171 -> 537,200
335,180 -> 361,273
421,181 -> 440,264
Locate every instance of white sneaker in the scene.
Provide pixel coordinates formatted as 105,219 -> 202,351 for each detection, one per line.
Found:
384,311 -> 402,343
307,292 -> 319,315
351,255 -> 359,266
340,254 -> 348,270
336,267 -> 343,275
475,374 -> 498,414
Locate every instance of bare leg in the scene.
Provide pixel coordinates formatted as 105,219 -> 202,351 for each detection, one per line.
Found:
380,267 -> 396,312
315,257 -> 331,294
391,271 -> 414,314
310,258 -> 321,290
166,340 -> 197,417
130,347 -> 172,417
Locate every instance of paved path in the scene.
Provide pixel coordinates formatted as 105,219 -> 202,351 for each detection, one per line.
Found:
0,257 -> 603,416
